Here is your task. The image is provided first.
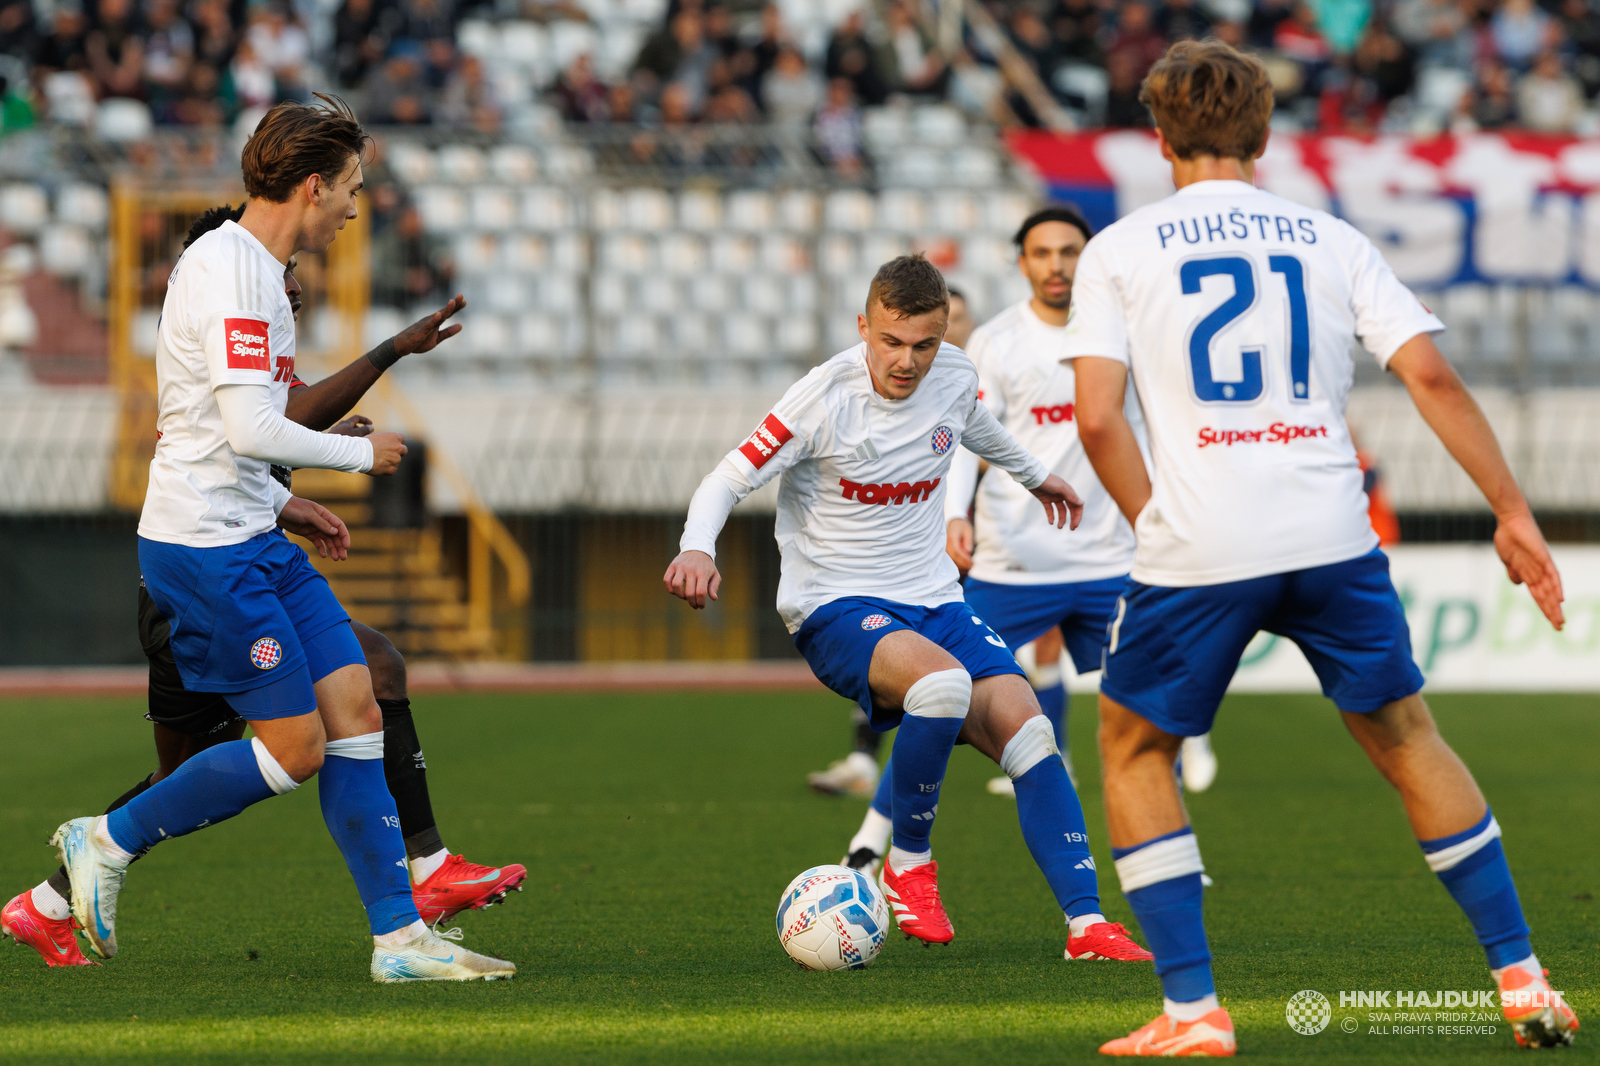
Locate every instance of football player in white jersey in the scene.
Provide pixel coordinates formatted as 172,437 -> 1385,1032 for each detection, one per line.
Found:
667,256 -> 1153,963
1066,43 -> 1576,1054
47,97 -> 512,982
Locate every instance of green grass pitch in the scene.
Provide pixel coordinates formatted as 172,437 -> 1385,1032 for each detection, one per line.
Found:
0,690 -> 1594,1064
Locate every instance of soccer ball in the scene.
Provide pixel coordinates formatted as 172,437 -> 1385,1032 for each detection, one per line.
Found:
775,864 -> 889,970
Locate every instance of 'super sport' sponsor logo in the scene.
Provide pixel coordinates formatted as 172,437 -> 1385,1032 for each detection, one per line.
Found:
1198,423 -> 1329,448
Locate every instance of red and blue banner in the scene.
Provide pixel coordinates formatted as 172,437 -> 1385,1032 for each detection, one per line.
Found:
1006,130 -> 1600,289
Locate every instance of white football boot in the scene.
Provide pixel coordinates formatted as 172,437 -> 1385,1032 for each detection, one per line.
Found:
371,926 -> 517,982
1180,733 -> 1218,793
50,816 -> 127,960
807,752 -> 879,798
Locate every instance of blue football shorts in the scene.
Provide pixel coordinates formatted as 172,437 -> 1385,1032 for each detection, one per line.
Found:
962,574 -> 1126,674
1100,548 -> 1424,737
137,530 -> 364,720
795,596 -> 1026,731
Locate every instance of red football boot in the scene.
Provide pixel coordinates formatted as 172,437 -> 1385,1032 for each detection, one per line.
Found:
1100,1008 -> 1236,1057
1067,921 -> 1155,961
1,890 -> 98,967
412,855 -> 527,926
880,860 -> 954,945
1500,965 -> 1579,1048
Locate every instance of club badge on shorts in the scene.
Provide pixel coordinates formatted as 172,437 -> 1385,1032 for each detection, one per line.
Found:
930,426 -> 953,455
250,637 -> 283,670
861,614 -> 891,631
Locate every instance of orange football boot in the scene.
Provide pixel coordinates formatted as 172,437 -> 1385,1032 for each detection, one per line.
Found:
1,891 -> 98,967
412,855 -> 527,926
1499,965 -> 1579,1048
1100,1009 -> 1236,1057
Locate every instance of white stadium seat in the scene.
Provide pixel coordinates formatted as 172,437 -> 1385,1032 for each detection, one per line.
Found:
455,18 -> 495,57
824,190 -> 875,231
671,312 -> 714,353
723,312 -> 770,357
709,234 -> 756,273
624,187 -> 674,230
490,144 -> 539,183
820,234 -> 855,276
759,235 -> 808,274
385,141 -> 435,184
549,20 -> 600,71
658,233 -> 707,275
520,187 -> 570,230
549,233 -> 589,272
55,183 -> 108,230
364,307 -> 405,349
0,184 -> 49,234
599,233 -> 653,273
640,276 -> 679,314
132,308 -> 161,355
878,190 -> 926,232
539,275 -> 582,314
38,225 -> 92,277
515,312 -> 560,356
689,275 -> 734,313
436,145 -> 487,183
590,188 -> 624,230
930,190 -> 982,234
470,187 -> 518,230
500,234 -> 548,273
912,105 -> 967,146
884,146 -> 943,188
961,235 -> 1013,275
985,191 -> 1034,235
609,314 -> 661,356
726,190 -> 776,231
950,147 -> 1000,187
413,186 -> 467,232
591,274 -> 630,315
743,275 -> 785,315
466,314 -> 512,358
484,274 -> 526,314
454,233 -> 498,276
777,315 -> 818,355
860,233 -> 909,270
677,189 -> 722,230
95,98 -> 153,142
778,190 -> 820,231
498,22 -> 549,70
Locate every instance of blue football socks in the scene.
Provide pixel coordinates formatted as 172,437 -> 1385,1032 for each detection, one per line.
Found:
104,739 -> 275,855
1420,810 -> 1532,969
1115,828 -> 1214,1003
888,715 -> 963,854
1013,755 -> 1099,916
319,737 -> 421,937
870,755 -> 893,819
1034,679 -> 1067,752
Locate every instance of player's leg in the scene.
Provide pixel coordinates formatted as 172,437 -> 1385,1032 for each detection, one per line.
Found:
986,631 -> 1067,798
807,707 -> 882,797
353,622 -> 527,922
843,750 -> 894,876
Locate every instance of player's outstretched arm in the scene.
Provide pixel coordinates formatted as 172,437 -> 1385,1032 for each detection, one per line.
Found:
1387,334 -> 1564,629
1074,356 -> 1153,526
215,383 -> 406,474
663,550 -> 721,609
278,496 -> 352,561
284,295 -> 466,431
1029,473 -> 1084,530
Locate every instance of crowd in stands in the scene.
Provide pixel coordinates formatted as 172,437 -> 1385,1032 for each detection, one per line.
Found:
1,0 -> 1597,140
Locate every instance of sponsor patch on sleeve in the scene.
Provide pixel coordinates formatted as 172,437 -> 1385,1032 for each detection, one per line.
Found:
224,317 -> 271,372
738,413 -> 793,469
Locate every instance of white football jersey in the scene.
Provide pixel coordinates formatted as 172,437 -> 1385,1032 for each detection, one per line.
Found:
945,299 -> 1146,585
139,221 -> 301,547
680,342 -> 1050,632
1061,180 -> 1443,586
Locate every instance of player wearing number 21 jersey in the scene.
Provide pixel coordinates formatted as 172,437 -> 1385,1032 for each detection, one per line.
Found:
667,255 -> 1154,964
1070,42 -> 1574,1055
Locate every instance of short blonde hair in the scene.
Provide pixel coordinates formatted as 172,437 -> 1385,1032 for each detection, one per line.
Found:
1139,40 -> 1274,161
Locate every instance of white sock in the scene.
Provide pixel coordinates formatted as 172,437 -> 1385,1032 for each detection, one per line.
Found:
1165,993 -> 1219,1022
373,919 -> 428,947
409,848 -> 449,883
93,816 -> 135,867
1068,912 -> 1107,937
849,808 -> 892,857
1492,953 -> 1542,981
887,845 -> 931,874
31,881 -> 71,921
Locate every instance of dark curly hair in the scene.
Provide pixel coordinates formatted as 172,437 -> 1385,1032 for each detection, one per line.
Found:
182,203 -> 247,249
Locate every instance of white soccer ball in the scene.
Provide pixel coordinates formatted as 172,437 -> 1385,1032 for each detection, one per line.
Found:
775,864 -> 890,970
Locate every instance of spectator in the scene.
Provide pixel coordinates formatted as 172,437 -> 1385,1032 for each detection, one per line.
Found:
246,2 -> 310,101
371,204 -> 448,308
554,52 -> 609,121
1392,0 -> 1473,69
1154,0 -> 1213,45
1458,58 -> 1517,127
400,0 -> 456,46
1276,3 -> 1334,66
1104,2 -> 1169,83
825,11 -> 889,106
143,0 -> 194,111
1249,0 -> 1296,48
1557,0 -> 1600,96
606,81 -> 637,122
1050,0 -> 1105,65
1491,0 -> 1553,70
762,44 -> 822,129
34,4 -> 91,75
365,44 -> 431,123
634,8 -> 715,109
439,53 -> 502,131
228,35 -> 274,110
815,76 -> 863,177
1314,0 -> 1373,55
173,59 -> 227,125
334,0 -> 385,87
85,0 -> 146,99
1008,6 -> 1061,85
704,74 -> 757,122
879,0 -> 946,94
1353,18 -> 1416,104
1,0 -> 41,64
745,3 -> 785,105
948,46 -> 1009,123
1516,49 -> 1583,129
189,0 -> 238,71
1103,47 -> 1152,126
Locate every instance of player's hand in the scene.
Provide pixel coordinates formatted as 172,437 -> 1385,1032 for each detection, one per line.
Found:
1032,474 -> 1084,531
663,550 -> 721,609
278,497 -> 350,561
946,517 -> 974,570
367,432 -> 408,476
1494,510 -> 1564,630
329,414 -> 373,437
393,294 -> 466,356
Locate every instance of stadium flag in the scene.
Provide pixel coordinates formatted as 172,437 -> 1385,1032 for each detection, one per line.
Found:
1006,131 -> 1600,290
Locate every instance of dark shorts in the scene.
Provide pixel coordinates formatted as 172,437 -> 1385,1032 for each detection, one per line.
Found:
1099,548 -> 1425,737
962,575 -> 1126,674
795,596 -> 1025,731
138,580 -> 243,738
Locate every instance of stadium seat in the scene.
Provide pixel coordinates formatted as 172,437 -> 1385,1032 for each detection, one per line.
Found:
777,190 -> 820,231
726,190 -> 776,231
689,275 -> 734,313
709,234 -> 756,273
497,21 -> 550,72
658,233 -> 707,275
592,274 -> 630,315
590,189 -> 624,230
54,183 -> 108,230
599,233 -> 653,273
455,18 -> 495,58
759,235 -> 808,274
743,275 -> 784,316
0,184 -> 49,234
723,312 -> 770,357
777,315 -> 818,356
131,308 -> 160,356
930,190 -> 982,234
490,145 -> 540,184
884,146 -> 944,188
501,234 -> 548,273
820,234 -> 855,277
860,233 -> 910,270
539,274 -> 582,314
520,187 -> 570,230
671,312 -> 714,353
678,189 -> 722,230
515,311 -> 559,357
984,192 -> 1034,235
787,274 -> 819,312
454,233 -> 498,276
609,314 -> 661,356
863,107 -> 911,153
617,0 -> 666,18
436,145 -> 487,183
465,314 -> 512,359
824,190 -> 875,231
470,187 -> 518,231
640,276 -> 679,314
624,187 -> 674,230
912,105 -> 967,146
549,233 -> 589,272
38,225 -> 92,277
951,148 -> 1001,187
543,143 -> 596,179
879,190 -> 926,232
1054,63 -> 1109,126
386,141 -> 436,184
42,71 -> 95,126
549,21 -> 600,72
95,98 -> 153,143
484,274 -> 525,315
364,307 -> 405,349
415,187 -> 467,232
961,235 -> 1013,275
596,24 -> 645,80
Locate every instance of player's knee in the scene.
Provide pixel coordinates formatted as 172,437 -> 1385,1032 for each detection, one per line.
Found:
999,714 -> 1059,780
352,623 -> 407,701
903,668 -> 972,720
258,735 -> 320,785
